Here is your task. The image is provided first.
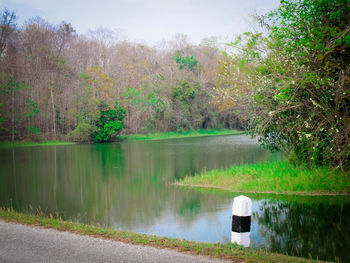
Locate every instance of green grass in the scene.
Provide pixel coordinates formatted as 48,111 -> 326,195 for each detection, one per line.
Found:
177,161 -> 350,195
119,129 -> 244,141
0,208 -> 326,263
0,140 -> 76,148
0,129 -> 242,146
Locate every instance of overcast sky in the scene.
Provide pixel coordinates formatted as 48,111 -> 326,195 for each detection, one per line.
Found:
0,0 -> 280,45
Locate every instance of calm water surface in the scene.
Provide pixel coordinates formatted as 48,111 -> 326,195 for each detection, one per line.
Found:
0,135 -> 349,262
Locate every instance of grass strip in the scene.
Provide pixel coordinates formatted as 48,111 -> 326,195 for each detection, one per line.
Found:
0,140 -> 76,148
177,161 -> 350,195
119,129 -> 244,141
0,208 -> 326,263
0,129 -> 243,146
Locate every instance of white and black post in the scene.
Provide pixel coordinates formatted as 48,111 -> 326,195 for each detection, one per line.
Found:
231,195 -> 252,247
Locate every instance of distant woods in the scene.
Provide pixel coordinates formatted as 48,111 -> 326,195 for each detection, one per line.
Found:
0,9 -> 242,142
1,0 -> 348,170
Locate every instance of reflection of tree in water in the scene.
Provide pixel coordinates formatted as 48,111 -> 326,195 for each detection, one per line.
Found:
178,195 -> 201,218
0,142 -> 230,230
254,200 -> 350,262
0,136 -> 279,243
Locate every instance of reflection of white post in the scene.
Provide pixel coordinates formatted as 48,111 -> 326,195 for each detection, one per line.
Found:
231,195 -> 252,247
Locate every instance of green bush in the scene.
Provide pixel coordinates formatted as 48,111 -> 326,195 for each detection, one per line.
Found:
92,101 -> 126,143
71,122 -> 96,143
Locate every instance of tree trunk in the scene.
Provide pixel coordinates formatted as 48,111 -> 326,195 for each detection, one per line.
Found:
11,84 -> 15,142
50,83 -> 56,139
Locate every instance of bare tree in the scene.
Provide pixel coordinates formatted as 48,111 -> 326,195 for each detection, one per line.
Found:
0,9 -> 17,57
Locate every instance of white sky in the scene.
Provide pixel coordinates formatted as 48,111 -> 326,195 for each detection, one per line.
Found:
0,0 -> 280,46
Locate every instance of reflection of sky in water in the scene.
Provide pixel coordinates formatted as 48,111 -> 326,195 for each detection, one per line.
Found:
116,201 -> 232,243
114,199 -> 268,246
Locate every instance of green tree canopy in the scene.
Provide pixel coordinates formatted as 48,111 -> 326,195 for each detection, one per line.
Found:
92,101 -> 126,142
220,0 -> 349,169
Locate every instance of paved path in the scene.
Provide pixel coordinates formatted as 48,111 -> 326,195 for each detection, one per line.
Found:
0,220 -> 231,263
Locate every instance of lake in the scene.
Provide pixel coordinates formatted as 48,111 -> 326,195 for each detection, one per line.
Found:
0,134 -> 349,262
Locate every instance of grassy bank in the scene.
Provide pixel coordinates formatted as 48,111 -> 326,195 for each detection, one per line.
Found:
0,129 -> 242,147
119,129 -> 244,141
0,140 -> 76,148
177,161 -> 350,195
0,208 -> 325,263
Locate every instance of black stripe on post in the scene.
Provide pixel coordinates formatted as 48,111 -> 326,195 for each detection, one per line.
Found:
232,215 -> 251,233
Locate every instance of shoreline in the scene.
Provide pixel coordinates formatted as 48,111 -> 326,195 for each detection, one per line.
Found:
175,183 -> 350,196
0,140 -> 76,148
0,209 -> 324,263
0,129 -> 244,147
118,129 -> 244,141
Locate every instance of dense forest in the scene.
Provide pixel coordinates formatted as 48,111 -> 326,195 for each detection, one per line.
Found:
0,0 -> 349,169
0,11 -> 242,142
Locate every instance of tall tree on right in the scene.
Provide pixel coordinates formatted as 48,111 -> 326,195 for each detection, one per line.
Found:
221,0 -> 350,169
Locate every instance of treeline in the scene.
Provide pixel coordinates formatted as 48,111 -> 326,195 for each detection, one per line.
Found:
0,11 -> 242,142
2,0 -> 347,169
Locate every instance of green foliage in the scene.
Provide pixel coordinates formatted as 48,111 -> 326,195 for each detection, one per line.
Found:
23,98 -> 41,135
0,141 -> 75,147
174,55 -> 198,71
122,87 -> 170,132
71,122 -> 96,143
76,85 -> 98,124
0,76 -> 41,137
171,80 -> 201,130
120,81 -> 229,133
120,129 -> 242,141
144,90 -> 169,131
0,77 -> 31,95
223,0 -> 350,169
92,101 -> 126,142
172,80 -> 198,104
72,99 -> 126,143
26,126 -> 41,135
146,90 -> 168,117
23,98 -> 39,119
122,87 -> 146,108
227,32 -> 264,62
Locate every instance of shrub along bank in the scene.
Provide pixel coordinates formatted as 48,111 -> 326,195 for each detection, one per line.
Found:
119,129 -> 243,141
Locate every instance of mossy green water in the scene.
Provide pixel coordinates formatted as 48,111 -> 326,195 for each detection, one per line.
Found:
177,161 -> 350,195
